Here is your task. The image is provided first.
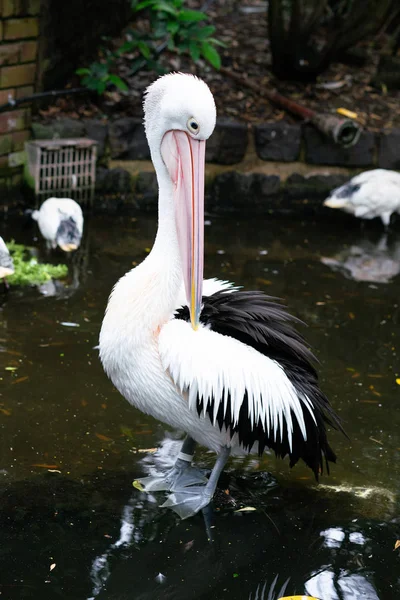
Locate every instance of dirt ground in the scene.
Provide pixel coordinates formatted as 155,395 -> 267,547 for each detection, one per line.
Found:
38,0 -> 400,132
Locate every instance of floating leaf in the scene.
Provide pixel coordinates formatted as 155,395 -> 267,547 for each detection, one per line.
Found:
278,597 -> 320,600
132,480 -> 145,492
234,506 -> 256,512
50,563 -> 56,571
233,573 -> 239,578
32,464 -> 60,469
5,367 -> 17,371
12,376 -> 29,384
369,436 -> 384,445
394,540 -> 400,550
396,378 -> 400,385
95,433 -> 113,442
120,425 -> 135,439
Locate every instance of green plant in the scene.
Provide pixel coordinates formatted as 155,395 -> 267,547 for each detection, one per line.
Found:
132,0 -> 223,69
76,50 -> 129,95
76,0 -> 223,94
7,242 -> 69,286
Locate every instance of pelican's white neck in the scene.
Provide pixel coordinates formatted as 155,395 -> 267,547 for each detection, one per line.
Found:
150,152 -> 179,263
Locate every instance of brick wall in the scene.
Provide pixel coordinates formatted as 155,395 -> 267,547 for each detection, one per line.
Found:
0,0 -> 40,187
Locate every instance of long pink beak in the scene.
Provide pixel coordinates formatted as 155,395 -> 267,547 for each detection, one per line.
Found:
161,130 -> 205,330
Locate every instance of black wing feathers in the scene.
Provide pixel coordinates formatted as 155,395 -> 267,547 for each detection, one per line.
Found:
175,290 -> 344,480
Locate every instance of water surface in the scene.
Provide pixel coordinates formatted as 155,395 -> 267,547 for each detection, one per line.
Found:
0,212 -> 399,599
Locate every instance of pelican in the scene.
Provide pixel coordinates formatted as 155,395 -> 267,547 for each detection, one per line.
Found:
31,197 -> 83,251
0,237 -> 14,290
324,169 -> 400,229
99,73 -> 343,519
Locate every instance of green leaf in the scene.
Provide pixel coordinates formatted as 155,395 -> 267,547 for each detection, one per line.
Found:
209,37 -> 227,47
194,25 -> 216,40
201,42 -> 221,69
134,0 -> 156,11
97,81 -> 107,95
75,68 -> 90,75
189,42 -> 201,62
167,21 -> 179,35
153,1 -> 178,15
137,41 -> 152,58
178,9 -> 207,22
107,74 -> 129,91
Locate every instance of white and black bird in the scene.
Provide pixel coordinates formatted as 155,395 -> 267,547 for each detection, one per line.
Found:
99,73 -> 343,519
324,169 -> 400,229
0,237 -> 14,290
31,197 -> 83,251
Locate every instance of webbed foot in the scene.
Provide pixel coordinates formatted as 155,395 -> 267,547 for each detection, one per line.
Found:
134,464 -> 207,493
161,485 -> 212,519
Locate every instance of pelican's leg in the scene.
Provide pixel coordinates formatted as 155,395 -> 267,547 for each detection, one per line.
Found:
161,446 -> 231,520
134,435 -> 208,492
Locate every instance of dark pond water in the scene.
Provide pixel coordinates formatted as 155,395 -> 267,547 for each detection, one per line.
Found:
0,210 -> 399,599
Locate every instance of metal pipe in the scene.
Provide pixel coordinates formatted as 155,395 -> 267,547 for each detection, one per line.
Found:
0,87 -> 90,113
220,66 -> 363,148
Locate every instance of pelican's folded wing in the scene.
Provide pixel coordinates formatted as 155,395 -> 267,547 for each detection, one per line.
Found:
159,291 -> 342,478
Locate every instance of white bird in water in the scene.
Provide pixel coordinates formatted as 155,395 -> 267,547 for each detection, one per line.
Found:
31,197 -> 83,251
324,169 -> 400,229
99,73 -> 344,519
0,237 -> 14,291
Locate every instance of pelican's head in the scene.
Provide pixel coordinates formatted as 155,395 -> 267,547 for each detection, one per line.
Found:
144,73 -> 217,330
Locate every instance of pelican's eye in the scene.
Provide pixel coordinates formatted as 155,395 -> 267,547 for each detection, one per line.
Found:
187,118 -> 199,135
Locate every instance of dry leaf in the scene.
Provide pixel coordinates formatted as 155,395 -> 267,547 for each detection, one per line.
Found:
394,540 -> 400,551
137,448 -> 157,453
32,464 -> 59,469
12,376 -> 29,384
50,563 -> 56,571
234,506 -> 257,512
369,437 -> 384,445
396,378 -> 400,385
95,433 -> 113,442
337,107 -> 358,119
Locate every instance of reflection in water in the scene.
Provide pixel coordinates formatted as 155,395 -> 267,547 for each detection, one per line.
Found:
1,215 -> 400,599
248,575 -> 290,600
39,220 -> 91,297
321,234 -> 400,283
88,438 -> 183,599
306,524 -> 382,600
